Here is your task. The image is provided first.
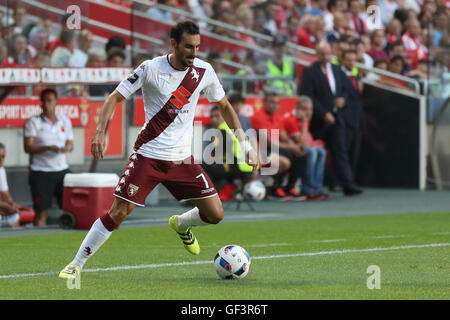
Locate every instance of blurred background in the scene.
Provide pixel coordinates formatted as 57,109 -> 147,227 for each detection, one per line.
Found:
0,0 -> 449,209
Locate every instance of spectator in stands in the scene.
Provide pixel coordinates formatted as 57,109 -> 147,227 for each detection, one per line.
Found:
292,0 -> 310,18
23,88 -> 74,227
347,0 -> 367,35
47,13 -> 73,54
1,34 -> 33,67
331,34 -> 351,65
89,49 -> 125,96
207,51 -> 231,93
266,33 -> 295,96
147,0 -> 176,23
308,0 -> 328,16
408,59 -> 428,79
281,15 -> 300,44
69,30 -> 93,67
386,18 -> 403,43
252,7 -> 273,46
376,55 -> 411,90
353,38 -> 373,70
50,30 -> 76,67
250,91 -> 305,201
28,26 -> 49,59
368,29 -> 388,61
0,40 -> 7,65
324,0 -> 347,32
86,47 -> 106,67
386,40 -> 405,61
296,15 -> 316,49
300,42 -> 363,196
283,96 -> 329,200
314,15 -> 326,44
107,48 -> 126,67
203,106 -> 256,201
402,18 -> 428,68
236,7 -> 256,44
433,11 -> 448,47
11,6 -> 28,35
105,35 -> 126,56
229,93 -> 252,133
0,143 -> 20,228
326,11 -> 347,43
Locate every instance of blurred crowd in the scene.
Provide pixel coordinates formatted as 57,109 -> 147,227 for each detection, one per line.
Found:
1,1 -> 448,96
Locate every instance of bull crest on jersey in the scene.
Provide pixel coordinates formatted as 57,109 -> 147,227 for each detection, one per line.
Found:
128,184 -> 139,197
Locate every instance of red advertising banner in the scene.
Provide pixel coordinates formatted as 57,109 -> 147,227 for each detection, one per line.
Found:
0,97 -> 86,127
133,96 -> 298,126
0,97 -> 124,157
83,101 -> 124,157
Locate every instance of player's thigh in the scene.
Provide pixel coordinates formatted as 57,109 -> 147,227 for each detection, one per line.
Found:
163,159 -> 217,203
114,153 -> 162,207
190,194 -> 224,224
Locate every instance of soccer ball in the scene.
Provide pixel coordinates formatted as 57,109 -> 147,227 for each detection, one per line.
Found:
214,245 -> 251,279
243,180 -> 266,201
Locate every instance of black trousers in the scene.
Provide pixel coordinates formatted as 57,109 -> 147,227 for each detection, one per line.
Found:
324,118 -> 360,189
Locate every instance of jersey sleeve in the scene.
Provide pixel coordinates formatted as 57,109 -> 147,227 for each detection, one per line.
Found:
203,64 -> 226,103
24,118 -> 37,138
116,61 -> 149,99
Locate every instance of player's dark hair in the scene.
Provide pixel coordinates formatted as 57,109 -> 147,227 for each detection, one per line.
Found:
170,20 -> 200,44
0,142 -> 5,150
40,88 -> 58,101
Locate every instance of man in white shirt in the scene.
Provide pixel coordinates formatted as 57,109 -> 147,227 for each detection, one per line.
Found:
24,88 -> 74,226
59,20 -> 259,280
0,143 -> 20,228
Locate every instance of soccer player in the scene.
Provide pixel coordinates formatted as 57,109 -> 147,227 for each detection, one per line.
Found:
59,21 -> 259,279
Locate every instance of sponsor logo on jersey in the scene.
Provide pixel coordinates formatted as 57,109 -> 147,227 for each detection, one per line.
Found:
201,187 -> 214,194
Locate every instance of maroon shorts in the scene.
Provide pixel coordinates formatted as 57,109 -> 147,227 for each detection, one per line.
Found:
114,153 -> 217,206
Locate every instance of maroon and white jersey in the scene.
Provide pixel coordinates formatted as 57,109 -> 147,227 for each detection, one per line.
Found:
116,54 -> 225,161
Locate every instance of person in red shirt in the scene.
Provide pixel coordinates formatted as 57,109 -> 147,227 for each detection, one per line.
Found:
296,15 -> 316,49
251,92 -> 306,201
283,96 -> 330,200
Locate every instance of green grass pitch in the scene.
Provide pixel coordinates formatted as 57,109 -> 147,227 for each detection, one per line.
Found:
0,211 -> 449,300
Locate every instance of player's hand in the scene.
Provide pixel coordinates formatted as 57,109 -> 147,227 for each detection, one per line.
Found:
247,149 -> 260,172
91,130 -> 106,160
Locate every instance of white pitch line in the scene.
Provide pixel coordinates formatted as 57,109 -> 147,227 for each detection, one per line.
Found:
1,242 -> 449,280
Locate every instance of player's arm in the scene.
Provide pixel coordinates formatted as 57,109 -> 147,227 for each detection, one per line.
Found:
91,90 -> 125,160
216,96 -> 259,170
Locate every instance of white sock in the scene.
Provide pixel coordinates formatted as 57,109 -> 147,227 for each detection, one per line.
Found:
72,218 -> 112,269
177,207 -> 209,230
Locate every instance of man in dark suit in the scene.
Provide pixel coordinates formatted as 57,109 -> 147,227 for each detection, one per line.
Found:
299,42 -> 363,196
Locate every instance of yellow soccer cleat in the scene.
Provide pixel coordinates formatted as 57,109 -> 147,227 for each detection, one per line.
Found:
169,215 -> 200,255
58,263 -> 81,280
